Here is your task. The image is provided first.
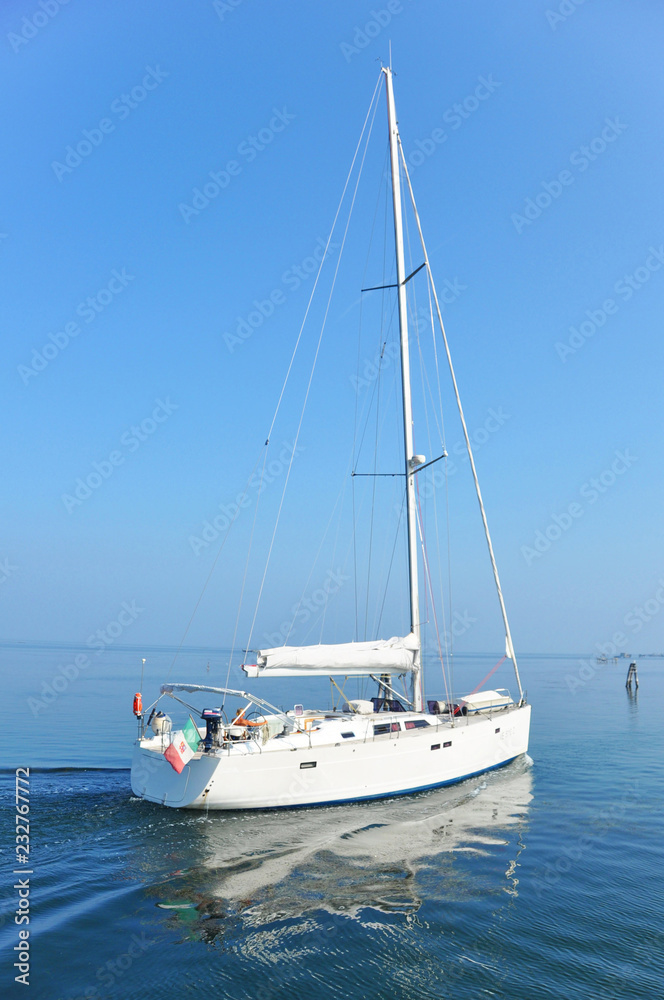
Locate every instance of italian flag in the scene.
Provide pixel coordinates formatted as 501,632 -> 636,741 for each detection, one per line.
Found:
164,716 -> 201,773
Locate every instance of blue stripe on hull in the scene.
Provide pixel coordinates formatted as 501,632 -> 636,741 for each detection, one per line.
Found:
252,753 -> 521,812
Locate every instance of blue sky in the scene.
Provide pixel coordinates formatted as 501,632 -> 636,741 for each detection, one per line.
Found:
2,0 -> 664,660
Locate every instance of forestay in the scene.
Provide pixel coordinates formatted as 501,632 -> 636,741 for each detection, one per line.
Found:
242,633 -> 419,677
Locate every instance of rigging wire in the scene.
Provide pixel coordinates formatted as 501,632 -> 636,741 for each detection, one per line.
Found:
352,300 -> 398,466
244,74 -> 384,656
317,466 -> 349,642
225,443 -> 271,688
368,469 -> 402,639
374,490 -> 406,635
165,445 -> 269,681
400,155 -> 449,688
170,75 -> 386,682
362,350 -> 404,640
351,473 -> 358,640
283,461 -> 351,647
352,141 -> 391,640
415,484 -> 453,712
410,269 -> 454,694
263,73 -> 384,449
397,137 -> 524,702
363,312 -> 384,640
426,270 -> 456,699
401,170 -> 454,688
358,347 -> 403,639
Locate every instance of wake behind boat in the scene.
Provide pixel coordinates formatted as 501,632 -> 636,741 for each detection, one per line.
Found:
131,67 -> 531,810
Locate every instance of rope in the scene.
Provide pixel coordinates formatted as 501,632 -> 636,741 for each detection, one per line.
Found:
467,655 -> 507,697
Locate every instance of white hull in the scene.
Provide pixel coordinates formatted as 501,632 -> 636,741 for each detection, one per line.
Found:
131,704 -> 531,810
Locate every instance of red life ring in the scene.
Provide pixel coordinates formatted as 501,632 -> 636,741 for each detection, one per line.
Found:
133,692 -> 143,717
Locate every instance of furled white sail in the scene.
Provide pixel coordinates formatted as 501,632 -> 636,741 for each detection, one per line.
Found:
242,633 -> 419,677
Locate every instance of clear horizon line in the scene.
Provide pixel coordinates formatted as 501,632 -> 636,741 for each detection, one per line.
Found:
0,639 -> 660,660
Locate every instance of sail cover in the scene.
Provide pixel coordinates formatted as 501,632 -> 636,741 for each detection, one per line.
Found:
242,633 -> 419,678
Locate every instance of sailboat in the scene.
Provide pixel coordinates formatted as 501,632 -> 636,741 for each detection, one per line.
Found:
131,67 -> 531,810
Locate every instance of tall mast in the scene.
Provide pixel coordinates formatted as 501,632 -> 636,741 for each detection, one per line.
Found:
383,67 -> 422,711
396,143 -> 525,705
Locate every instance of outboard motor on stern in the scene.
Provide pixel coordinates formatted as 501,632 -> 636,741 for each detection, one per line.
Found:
201,708 -> 223,751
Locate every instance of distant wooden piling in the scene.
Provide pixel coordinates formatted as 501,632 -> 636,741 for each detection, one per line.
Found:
625,662 -> 639,690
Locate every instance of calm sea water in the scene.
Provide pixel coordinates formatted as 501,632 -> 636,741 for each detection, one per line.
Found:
1,648 -> 662,1000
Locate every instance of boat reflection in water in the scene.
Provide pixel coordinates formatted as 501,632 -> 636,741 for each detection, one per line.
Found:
149,757 -> 533,940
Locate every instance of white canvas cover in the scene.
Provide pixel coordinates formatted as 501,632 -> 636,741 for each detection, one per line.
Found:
242,633 -> 419,677
459,690 -> 513,713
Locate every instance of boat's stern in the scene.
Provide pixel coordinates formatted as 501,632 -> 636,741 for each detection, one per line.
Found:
131,740 -> 218,808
